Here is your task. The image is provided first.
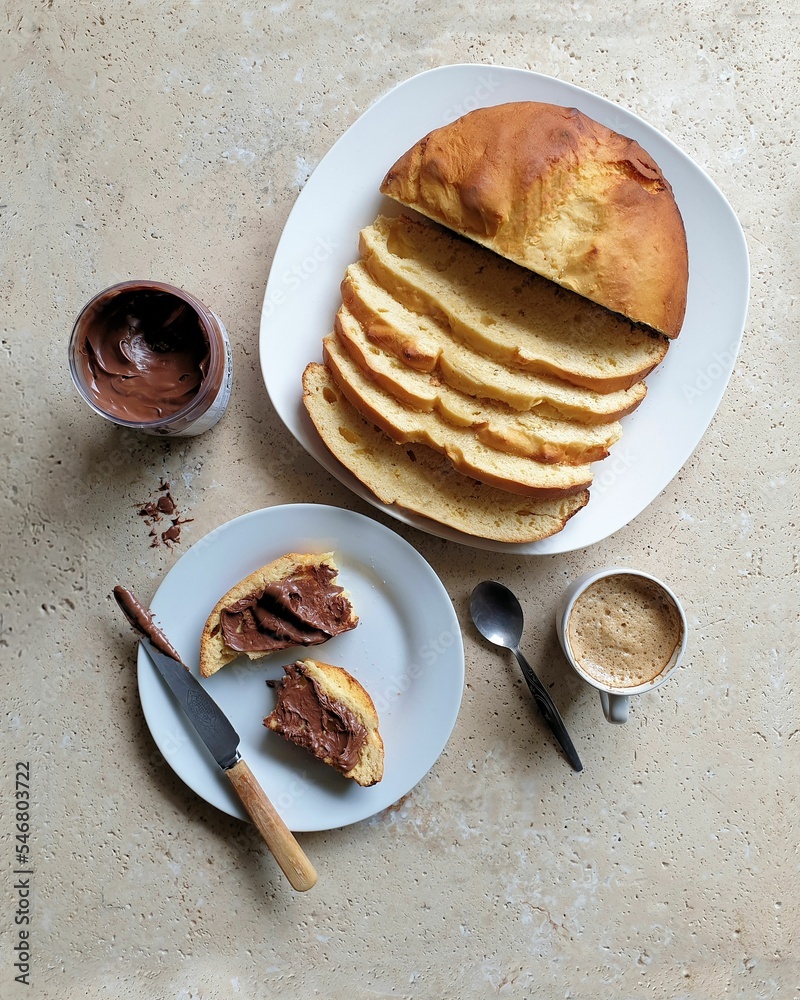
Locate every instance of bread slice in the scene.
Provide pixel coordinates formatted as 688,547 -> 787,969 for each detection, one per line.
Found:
334,305 -> 622,466
302,362 -> 589,543
380,102 -> 688,338
199,553 -> 358,678
265,658 -> 384,786
359,215 -> 668,392
323,333 -> 592,498
341,262 -> 647,423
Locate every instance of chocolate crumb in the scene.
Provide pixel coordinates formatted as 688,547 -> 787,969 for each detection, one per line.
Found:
161,516 -> 194,548
135,483 -> 190,549
156,495 -> 176,515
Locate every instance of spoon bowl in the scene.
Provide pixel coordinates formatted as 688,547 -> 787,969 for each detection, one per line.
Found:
470,580 -> 525,651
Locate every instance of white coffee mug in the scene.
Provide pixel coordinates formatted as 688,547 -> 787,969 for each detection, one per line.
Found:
555,567 -> 687,724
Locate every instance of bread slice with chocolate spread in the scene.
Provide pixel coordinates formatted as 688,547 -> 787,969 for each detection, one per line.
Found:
199,553 -> 358,678
265,658 -> 384,786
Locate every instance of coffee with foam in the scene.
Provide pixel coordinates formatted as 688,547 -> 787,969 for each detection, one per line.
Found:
566,574 -> 683,689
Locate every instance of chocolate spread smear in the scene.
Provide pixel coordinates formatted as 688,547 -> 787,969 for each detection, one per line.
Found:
112,586 -> 183,662
221,564 -> 355,653
265,662 -> 367,773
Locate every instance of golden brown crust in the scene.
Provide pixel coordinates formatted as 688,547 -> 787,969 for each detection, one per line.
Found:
340,262 -> 648,423
381,102 -> 688,338
322,333 -> 592,498
301,361 -> 590,543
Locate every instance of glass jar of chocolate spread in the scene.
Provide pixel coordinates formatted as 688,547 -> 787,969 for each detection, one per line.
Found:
68,280 -> 233,436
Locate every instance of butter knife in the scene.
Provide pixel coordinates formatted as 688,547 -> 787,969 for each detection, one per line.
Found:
113,587 -> 317,892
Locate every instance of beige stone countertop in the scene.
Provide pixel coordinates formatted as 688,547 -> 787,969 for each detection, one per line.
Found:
1,2 -> 797,997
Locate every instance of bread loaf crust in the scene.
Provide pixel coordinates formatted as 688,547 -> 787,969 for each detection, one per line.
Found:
340,262 -> 648,423
381,102 -> 688,338
301,361 -> 590,543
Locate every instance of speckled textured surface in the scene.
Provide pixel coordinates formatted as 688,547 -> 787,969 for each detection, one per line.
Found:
1,2 -> 798,997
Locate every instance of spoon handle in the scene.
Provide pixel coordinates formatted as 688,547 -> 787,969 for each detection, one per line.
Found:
513,648 -> 583,772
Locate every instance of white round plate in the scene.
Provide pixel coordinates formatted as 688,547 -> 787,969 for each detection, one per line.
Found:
137,504 -> 464,831
259,64 -> 749,554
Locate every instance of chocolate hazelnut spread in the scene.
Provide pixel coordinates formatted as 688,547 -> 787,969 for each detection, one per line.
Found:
221,564 -> 356,653
69,280 -> 232,436
265,662 -> 367,773
75,285 -> 210,421
112,586 -> 183,661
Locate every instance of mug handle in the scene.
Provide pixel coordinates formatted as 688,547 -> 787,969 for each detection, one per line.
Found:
600,690 -> 629,724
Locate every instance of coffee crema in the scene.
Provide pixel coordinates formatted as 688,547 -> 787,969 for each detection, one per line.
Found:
567,574 -> 683,689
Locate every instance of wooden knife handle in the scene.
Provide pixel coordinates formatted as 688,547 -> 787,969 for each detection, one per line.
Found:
225,758 -> 317,891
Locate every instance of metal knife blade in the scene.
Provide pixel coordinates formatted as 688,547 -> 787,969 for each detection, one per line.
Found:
113,584 -> 240,769
113,586 -> 318,890
140,639 -> 241,771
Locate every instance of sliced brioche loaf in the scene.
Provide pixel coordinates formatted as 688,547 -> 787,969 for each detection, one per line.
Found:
302,362 -> 589,543
199,553 -> 358,678
334,306 -> 621,465
265,658 -> 384,787
323,333 -> 591,497
359,215 -> 668,392
380,102 -> 688,338
341,261 -> 647,423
